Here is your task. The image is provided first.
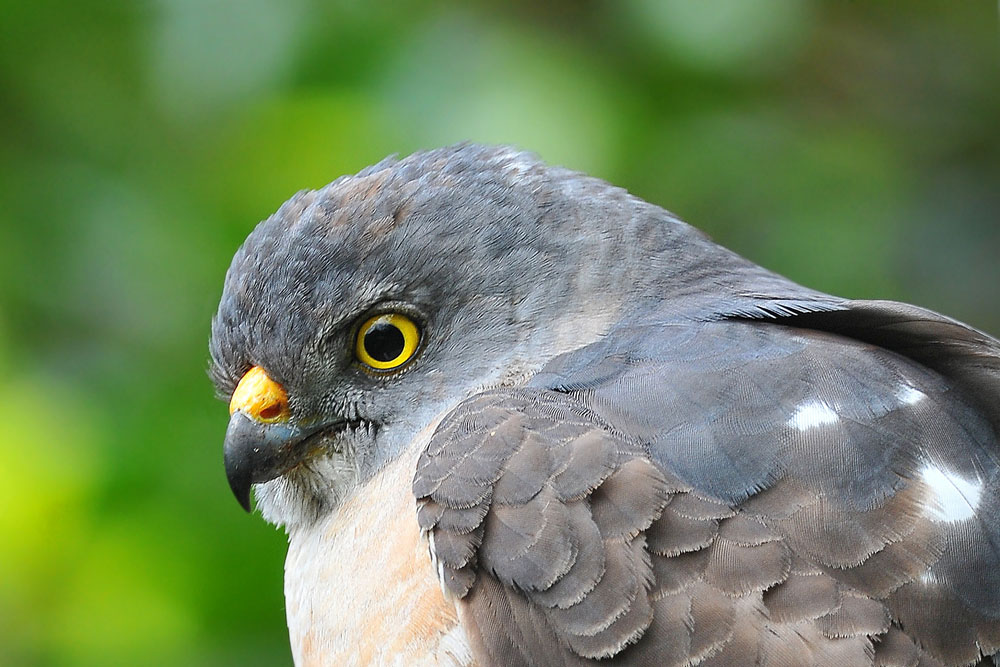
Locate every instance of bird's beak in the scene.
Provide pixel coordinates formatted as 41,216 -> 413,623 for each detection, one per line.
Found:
223,366 -> 317,512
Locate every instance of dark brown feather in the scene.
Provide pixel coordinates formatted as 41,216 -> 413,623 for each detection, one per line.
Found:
874,627 -> 921,667
763,570 -> 842,623
817,592 -> 890,639
703,529 -> 790,596
550,429 -> 620,502
645,499 -> 720,557
588,459 -> 670,540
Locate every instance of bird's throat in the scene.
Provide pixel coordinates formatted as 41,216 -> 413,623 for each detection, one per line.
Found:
282,418 -> 474,666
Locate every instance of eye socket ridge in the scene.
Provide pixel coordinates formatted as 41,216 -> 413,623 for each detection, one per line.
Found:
355,312 -> 421,371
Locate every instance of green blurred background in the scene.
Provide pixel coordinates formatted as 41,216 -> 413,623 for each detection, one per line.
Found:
1,1 -> 997,664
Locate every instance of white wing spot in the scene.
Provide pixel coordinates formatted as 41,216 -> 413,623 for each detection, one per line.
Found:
897,385 -> 927,406
921,464 -> 982,522
788,400 -> 839,431
428,531 -> 440,568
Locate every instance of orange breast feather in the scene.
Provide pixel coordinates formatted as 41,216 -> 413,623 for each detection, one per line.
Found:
284,431 -> 474,666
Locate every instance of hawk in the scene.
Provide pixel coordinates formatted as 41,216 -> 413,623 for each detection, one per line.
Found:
210,144 -> 1000,666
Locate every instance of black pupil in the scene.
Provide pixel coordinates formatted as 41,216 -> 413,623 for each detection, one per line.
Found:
364,322 -> 405,362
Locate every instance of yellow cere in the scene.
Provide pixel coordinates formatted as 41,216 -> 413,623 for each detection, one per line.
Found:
355,313 -> 420,370
229,366 -> 291,422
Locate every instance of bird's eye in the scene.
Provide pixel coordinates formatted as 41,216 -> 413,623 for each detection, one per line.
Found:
355,313 -> 420,371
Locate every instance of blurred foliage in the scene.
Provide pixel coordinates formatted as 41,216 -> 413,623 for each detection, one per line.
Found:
0,1 -> 997,664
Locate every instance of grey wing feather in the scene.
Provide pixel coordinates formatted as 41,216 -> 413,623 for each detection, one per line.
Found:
414,299 -> 1000,666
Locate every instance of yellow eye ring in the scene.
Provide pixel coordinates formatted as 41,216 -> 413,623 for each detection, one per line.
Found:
355,313 -> 420,370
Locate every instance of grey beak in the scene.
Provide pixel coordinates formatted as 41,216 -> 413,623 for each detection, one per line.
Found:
223,412 -> 314,512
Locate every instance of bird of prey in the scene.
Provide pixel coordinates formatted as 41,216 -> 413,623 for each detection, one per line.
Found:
210,144 -> 1000,666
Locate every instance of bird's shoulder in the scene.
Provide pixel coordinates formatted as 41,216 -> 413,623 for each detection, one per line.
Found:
414,306 -> 1000,665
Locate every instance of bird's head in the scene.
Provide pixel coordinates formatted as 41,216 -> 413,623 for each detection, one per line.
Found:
209,144 -> 668,529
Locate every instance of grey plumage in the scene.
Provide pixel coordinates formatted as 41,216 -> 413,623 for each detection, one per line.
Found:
211,144 -> 1000,665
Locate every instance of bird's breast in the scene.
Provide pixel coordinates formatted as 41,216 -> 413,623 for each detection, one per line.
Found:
284,423 -> 473,667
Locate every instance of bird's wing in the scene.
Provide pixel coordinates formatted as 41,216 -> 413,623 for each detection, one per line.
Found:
413,304 -> 1000,666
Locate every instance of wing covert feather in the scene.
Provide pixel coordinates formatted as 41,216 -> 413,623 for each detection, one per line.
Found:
415,310 -> 1000,665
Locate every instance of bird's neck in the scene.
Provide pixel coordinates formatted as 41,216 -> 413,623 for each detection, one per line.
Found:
284,419 -> 475,666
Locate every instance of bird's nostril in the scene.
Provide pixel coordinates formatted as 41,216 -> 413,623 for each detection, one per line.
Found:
259,403 -> 285,421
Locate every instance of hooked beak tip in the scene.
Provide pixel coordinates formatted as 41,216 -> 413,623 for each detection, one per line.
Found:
224,445 -> 254,513
223,409 -> 310,513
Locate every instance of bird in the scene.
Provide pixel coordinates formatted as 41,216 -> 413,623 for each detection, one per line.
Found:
210,144 -> 1000,666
